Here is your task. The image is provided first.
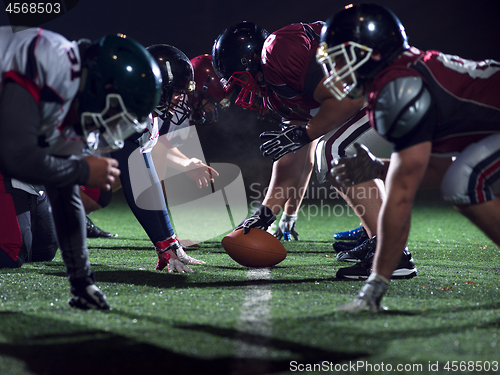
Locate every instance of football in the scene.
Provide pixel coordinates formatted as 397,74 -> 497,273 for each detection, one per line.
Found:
221,228 -> 287,267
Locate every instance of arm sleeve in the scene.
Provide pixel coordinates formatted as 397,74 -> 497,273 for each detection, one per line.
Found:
0,82 -> 89,187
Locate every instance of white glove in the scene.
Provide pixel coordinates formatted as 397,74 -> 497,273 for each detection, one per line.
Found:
335,273 -> 389,313
274,213 -> 299,241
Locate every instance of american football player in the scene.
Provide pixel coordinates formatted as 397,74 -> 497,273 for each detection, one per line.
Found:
190,54 -> 228,125
211,22 -> 412,280
109,45 -> 228,273
0,26 -> 162,310
317,3 -> 500,312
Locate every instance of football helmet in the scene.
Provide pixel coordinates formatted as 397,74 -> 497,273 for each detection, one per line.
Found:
147,44 -> 195,125
211,21 -> 269,111
316,3 -> 409,100
190,54 -> 227,125
76,34 -> 162,152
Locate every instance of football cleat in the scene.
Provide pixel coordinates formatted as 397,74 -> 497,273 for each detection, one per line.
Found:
332,236 -> 369,253
69,284 -> 110,310
336,247 -> 417,280
336,236 -> 377,262
333,225 -> 368,241
86,216 -> 118,238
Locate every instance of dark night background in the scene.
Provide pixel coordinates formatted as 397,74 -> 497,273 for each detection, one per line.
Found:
2,0 -> 500,198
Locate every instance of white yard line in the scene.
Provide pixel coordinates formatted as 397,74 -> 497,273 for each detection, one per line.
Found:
231,268 -> 273,373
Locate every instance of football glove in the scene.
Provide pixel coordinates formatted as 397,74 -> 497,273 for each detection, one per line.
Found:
335,273 -> 389,313
331,143 -> 387,187
274,213 -> 299,241
260,125 -> 312,162
155,237 -> 203,273
234,205 -> 276,234
69,284 -> 110,310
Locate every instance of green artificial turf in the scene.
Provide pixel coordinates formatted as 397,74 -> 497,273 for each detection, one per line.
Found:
1,190 -> 499,375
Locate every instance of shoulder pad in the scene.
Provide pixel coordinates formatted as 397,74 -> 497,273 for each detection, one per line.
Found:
374,76 -> 431,140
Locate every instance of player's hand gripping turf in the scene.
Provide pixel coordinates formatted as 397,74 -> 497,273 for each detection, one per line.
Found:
331,143 -> 387,187
335,274 -> 389,313
260,125 -> 312,161
274,215 -> 299,241
156,238 -> 204,273
234,205 -> 276,234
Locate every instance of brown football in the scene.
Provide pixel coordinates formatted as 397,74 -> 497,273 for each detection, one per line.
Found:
221,228 -> 287,267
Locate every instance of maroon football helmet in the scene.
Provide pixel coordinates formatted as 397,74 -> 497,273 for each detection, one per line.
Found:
190,54 -> 228,124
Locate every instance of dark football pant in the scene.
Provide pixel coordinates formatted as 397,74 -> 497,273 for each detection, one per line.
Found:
0,175 -> 58,268
112,138 -> 175,244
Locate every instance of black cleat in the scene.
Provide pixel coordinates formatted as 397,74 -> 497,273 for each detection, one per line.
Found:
336,236 -> 377,262
336,247 -> 417,280
69,284 -> 111,310
86,216 -> 117,238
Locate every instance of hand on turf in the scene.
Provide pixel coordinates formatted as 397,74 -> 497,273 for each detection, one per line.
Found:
331,143 -> 387,187
274,214 -> 299,241
335,274 -> 389,313
171,244 -> 205,265
157,249 -> 194,273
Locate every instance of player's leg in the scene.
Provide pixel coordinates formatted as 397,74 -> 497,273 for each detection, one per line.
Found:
45,183 -> 109,309
317,120 -> 391,240
441,133 -> 500,248
262,142 -> 314,215
113,140 -> 201,272
80,186 -> 116,238
30,191 -> 58,262
0,174 -> 31,268
456,198 -> 500,247
273,140 -> 318,241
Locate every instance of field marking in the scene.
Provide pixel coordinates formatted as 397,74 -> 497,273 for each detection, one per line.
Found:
231,268 -> 273,373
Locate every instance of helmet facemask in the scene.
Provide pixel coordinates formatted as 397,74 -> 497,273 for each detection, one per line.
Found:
155,84 -> 194,125
80,93 -> 147,152
317,41 -> 372,101
222,71 -> 267,111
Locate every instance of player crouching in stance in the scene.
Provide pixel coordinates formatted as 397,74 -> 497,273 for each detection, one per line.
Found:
0,26 -> 162,309
317,3 -> 500,312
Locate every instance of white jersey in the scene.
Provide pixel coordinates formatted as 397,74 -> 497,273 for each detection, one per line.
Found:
0,26 -> 82,155
138,115 -> 191,153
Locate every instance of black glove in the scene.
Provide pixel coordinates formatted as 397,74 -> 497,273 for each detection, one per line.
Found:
331,143 -> 387,187
259,125 -> 312,162
234,205 -> 276,234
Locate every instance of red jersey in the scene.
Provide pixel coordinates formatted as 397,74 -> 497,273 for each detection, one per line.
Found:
261,22 -> 325,121
368,47 -> 500,154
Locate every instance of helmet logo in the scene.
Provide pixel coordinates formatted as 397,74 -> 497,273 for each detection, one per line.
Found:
240,57 -> 249,69
165,61 -> 174,83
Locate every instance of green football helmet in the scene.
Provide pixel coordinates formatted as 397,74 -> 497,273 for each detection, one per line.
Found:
77,34 -> 162,152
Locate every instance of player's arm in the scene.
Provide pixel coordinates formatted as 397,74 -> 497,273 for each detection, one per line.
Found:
0,81 -> 89,187
373,141 -> 431,279
306,79 -> 364,139
259,79 -> 364,161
